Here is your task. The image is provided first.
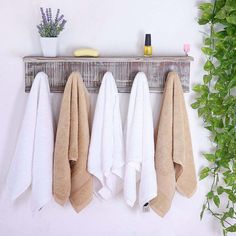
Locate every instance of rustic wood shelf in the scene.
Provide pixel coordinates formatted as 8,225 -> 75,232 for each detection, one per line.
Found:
24,56 -> 193,93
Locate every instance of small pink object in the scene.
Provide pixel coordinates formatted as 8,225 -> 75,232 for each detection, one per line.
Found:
183,43 -> 190,56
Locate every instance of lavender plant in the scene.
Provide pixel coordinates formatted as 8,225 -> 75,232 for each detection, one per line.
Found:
37,8 -> 66,37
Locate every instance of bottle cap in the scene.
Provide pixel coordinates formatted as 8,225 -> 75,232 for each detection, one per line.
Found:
145,34 -> 151,46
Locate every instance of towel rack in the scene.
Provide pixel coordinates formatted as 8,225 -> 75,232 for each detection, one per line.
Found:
24,56 -> 193,93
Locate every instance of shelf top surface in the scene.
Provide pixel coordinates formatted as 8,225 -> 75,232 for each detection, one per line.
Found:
23,56 -> 194,63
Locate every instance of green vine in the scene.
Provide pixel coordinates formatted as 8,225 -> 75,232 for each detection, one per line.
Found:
192,0 -> 236,235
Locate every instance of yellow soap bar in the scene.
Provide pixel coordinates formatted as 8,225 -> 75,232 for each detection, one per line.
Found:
74,48 -> 99,57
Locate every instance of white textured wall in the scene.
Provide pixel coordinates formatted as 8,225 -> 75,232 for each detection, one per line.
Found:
0,0 -> 225,235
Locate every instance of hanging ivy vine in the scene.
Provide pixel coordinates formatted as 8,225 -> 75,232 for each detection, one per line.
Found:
192,0 -> 236,235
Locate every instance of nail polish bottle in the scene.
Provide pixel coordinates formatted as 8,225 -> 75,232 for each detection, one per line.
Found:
144,34 -> 152,57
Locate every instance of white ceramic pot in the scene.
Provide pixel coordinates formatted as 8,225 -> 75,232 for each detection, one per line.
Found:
40,37 -> 58,57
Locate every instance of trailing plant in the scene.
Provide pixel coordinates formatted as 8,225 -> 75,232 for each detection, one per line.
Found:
192,0 -> 236,235
37,8 -> 66,37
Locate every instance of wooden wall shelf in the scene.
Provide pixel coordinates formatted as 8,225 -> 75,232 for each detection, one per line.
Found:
24,56 -> 193,93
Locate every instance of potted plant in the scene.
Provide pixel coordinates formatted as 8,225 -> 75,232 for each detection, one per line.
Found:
37,8 -> 66,57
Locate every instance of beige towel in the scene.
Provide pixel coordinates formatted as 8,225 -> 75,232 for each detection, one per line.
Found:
53,72 -> 93,213
151,71 -> 197,217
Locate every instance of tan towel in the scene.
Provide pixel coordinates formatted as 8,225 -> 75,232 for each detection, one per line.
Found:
53,71 -> 93,213
150,71 -> 197,217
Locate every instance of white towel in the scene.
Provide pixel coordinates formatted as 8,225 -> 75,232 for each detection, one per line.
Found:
124,72 -> 157,208
7,72 -> 54,212
88,72 -> 124,200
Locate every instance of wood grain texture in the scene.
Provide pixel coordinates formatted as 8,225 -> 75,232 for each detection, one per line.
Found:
24,56 -> 193,93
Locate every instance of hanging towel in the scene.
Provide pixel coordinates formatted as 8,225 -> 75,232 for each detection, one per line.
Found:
150,71 -> 197,217
53,71 -> 93,213
88,72 -> 124,200
124,72 -> 157,208
7,72 -> 54,212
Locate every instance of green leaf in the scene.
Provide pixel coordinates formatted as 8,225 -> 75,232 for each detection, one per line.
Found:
226,12 -> 236,25
207,191 -> 214,199
199,3 -> 213,11
223,188 -> 232,195
225,0 -> 236,12
204,38 -> 211,45
226,224 -> 236,232
205,126 -> 213,131
192,84 -> 203,92
213,195 -> 220,207
191,101 -> 200,109
229,193 -> 236,203
215,7 -> 227,19
200,171 -> 210,180
192,84 -> 208,93
214,119 -> 224,128
233,162 -> 236,172
203,153 -> 215,162
198,17 -> 210,25
217,186 -> 224,195
226,26 -> 236,35
228,76 -> 236,89
204,60 -> 214,71
228,207 -> 234,217
200,167 -> 210,180
198,107 -> 206,117
203,74 -> 212,84
198,3 -> 213,25
215,81 -> 225,91
202,47 -> 213,55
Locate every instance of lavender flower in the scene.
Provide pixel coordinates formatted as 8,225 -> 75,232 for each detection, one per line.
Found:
57,14 -> 64,23
37,8 -> 66,37
49,8 -> 52,22
46,8 -> 51,23
40,7 -> 47,25
55,9 -> 60,23
59,19 -> 67,30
